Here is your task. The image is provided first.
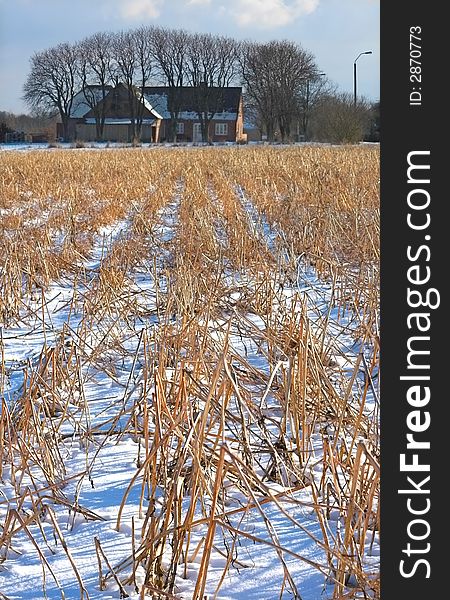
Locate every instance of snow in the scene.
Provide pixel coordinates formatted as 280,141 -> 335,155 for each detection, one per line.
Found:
137,93 -> 164,121
84,118 -> 157,125
0,151 -> 379,600
143,93 -> 237,121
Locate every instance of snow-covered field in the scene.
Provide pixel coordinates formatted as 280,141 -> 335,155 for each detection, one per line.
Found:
0,146 -> 380,600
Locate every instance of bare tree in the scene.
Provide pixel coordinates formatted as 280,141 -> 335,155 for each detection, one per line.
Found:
240,42 -> 277,142
240,40 -> 317,142
111,30 -> 138,140
151,27 -> 190,142
23,42 -> 80,141
297,75 -> 335,141
0,109 -> 57,134
184,33 -> 240,143
111,27 -> 154,141
77,32 -> 114,141
132,26 -> 155,139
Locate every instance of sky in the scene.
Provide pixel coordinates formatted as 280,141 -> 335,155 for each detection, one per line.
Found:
0,0 -> 379,114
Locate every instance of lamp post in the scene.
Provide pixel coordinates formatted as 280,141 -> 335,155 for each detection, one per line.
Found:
353,51 -> 372,106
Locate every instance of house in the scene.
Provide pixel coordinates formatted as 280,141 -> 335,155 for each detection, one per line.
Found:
143,86 -> 245,143
61,83 -> 245,144
58,84 -> 162,143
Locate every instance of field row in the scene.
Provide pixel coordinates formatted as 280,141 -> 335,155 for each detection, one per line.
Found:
0,146 -> 380,600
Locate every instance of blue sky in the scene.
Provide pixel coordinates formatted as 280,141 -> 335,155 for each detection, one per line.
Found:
0,0 -> 379,114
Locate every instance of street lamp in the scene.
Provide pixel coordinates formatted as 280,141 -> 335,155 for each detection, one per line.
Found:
353,51 -> 372,106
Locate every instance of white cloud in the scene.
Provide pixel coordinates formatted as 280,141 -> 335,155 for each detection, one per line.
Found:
187,0 -> 212,5
229,0 -> 319,28
119,0 -> 164,19
186,0 -> 319,29
115,0 -> 319,27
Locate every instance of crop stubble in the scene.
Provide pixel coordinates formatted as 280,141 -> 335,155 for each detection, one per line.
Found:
0,145 -> 379,600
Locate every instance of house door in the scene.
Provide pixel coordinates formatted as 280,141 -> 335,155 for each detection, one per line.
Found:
193,123 -> 202,142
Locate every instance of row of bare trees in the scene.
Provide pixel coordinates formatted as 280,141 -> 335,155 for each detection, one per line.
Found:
23,27 -> 324,142
0,109 -> 58,142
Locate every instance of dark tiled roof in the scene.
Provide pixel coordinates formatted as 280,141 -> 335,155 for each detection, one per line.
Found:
143,86 -> 242,114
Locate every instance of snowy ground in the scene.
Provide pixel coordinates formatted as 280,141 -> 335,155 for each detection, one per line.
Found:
0,148 -> 379,600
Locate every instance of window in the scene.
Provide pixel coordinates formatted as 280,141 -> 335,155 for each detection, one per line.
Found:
176,122 -> 184,134
215,123 -> 228,136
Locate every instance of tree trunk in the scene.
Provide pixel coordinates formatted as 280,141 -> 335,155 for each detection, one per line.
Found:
61,115 -> 70,141
95,119 -> 101,142
265,120 -> 275,142
201,119 -> 208,143
168,118 -> 177,143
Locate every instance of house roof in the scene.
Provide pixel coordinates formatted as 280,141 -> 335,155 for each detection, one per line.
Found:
135,90 -> 164,120
70,86 -> 112,118
142,86 -> 242,120
70,84 -> 242,122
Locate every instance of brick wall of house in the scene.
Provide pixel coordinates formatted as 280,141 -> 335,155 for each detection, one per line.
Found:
160,119 -> 238,143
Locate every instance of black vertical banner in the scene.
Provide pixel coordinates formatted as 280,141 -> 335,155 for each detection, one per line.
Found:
381,3 -> 445,598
